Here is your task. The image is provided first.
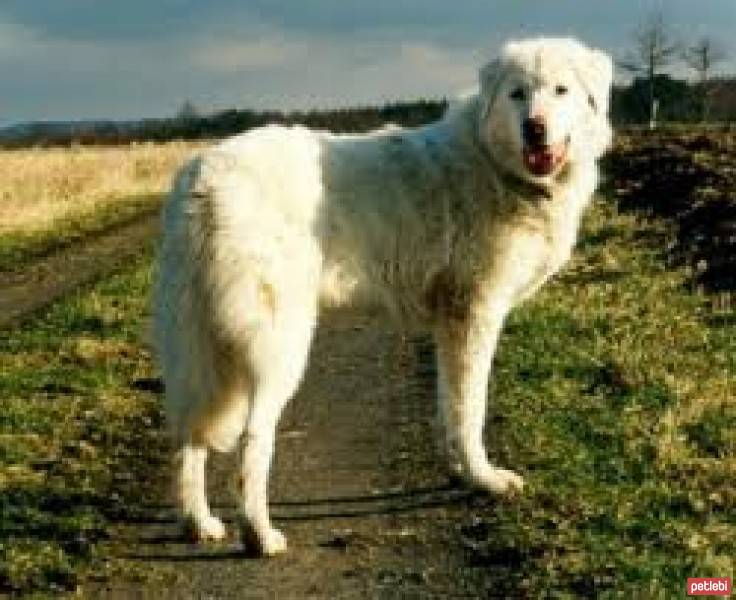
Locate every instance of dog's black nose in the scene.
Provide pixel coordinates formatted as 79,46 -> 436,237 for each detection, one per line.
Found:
522,117 -> 546,147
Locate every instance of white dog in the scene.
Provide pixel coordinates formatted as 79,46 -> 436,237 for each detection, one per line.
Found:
154,37 -> 613,556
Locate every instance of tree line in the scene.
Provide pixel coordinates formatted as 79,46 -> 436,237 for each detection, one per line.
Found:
0,101 -> 448,148
4,77 -> 736,149
618,11 -> 730,127
612,76 -> 736,125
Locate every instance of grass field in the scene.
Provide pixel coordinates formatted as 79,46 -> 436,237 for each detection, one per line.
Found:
1,174 -> 733,594
0,244 -> 162,592
0,142 -> 202,271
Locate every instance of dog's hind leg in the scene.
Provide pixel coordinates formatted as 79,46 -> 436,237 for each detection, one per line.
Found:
235,299 -> 317,556
174,440 -> 227,541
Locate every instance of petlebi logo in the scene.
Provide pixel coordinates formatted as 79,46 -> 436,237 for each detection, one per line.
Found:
687,578 -> 732,596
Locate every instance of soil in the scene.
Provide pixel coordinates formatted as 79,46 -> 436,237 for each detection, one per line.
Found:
0,213 -> 159,329
607,127 -> 736,292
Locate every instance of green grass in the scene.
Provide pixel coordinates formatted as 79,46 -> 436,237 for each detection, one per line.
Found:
0,198 -> 734,595
473,201 -> 735,597
0,248 -> 165,593
0,194 -> 160,272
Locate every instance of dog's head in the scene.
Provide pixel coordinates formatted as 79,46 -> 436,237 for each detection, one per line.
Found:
477,37 -> 613,183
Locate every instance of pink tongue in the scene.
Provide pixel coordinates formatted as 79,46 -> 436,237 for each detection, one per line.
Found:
525,149 -> 555,175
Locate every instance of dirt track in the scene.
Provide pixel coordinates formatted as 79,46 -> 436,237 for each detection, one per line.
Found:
0,212 -> 159,328
89,313 -> 513,598
2,211 -> 515,598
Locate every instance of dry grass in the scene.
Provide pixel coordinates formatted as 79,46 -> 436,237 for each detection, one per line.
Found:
0,142 -> 202,234
0,142 -> 204,268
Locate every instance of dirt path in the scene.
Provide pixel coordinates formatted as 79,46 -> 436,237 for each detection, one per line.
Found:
0,212 -> 159,328
1,216 -> 511,597
88,313 -> 509,599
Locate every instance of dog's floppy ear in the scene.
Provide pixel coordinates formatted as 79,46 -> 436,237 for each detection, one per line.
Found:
479,59 -> 502,91
478,58 -> 504,119
580,48 -> 614,115
572,45 -> 614,156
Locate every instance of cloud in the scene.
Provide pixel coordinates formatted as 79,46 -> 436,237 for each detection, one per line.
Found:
0,10 -> 482,122
1,1 -> 736,123
0,19 -> 48,58
197,35 -> 482,111
193,35 -> 309,73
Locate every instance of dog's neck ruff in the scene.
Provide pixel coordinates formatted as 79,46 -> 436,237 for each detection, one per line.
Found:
498,165 -> 556,200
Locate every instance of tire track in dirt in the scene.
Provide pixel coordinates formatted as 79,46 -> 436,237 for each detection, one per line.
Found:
0,212 -> 159,328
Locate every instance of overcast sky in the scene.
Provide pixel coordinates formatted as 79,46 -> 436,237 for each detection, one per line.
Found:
2,0 -> 735,125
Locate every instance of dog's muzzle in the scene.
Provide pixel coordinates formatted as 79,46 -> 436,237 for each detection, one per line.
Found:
522,137 -> 569,177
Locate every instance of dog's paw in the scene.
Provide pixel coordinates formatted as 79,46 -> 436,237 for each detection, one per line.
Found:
480,468 -> 524,496
460,464 -> 524,497
185,515 -> 227,543
449,460 -> 524,496
259,527 -> 288,557
241,523 -> 288,557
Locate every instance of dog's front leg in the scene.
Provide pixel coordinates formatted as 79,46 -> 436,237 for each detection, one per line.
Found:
434,308 -> 524,495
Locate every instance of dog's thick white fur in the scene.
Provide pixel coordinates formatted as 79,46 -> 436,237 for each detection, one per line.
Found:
155,37 -> 613,556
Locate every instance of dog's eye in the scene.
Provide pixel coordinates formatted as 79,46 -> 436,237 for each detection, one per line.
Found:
555,85 -> 568,96
509,88 -> 526,101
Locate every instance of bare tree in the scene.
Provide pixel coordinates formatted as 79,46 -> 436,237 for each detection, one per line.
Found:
683,37 -> 727,121
620,12 -> 680,128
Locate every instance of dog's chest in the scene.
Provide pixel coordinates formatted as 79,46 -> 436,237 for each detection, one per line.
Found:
542,203 -> 581,274
497,199 -> 583,304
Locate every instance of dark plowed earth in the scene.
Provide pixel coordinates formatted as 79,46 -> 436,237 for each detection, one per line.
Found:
0,213 -> 159,328
86,314 -> 514,599
607,128 -> 736,292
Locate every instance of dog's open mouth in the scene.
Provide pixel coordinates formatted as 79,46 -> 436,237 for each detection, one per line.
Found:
523,139 -> 568,177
